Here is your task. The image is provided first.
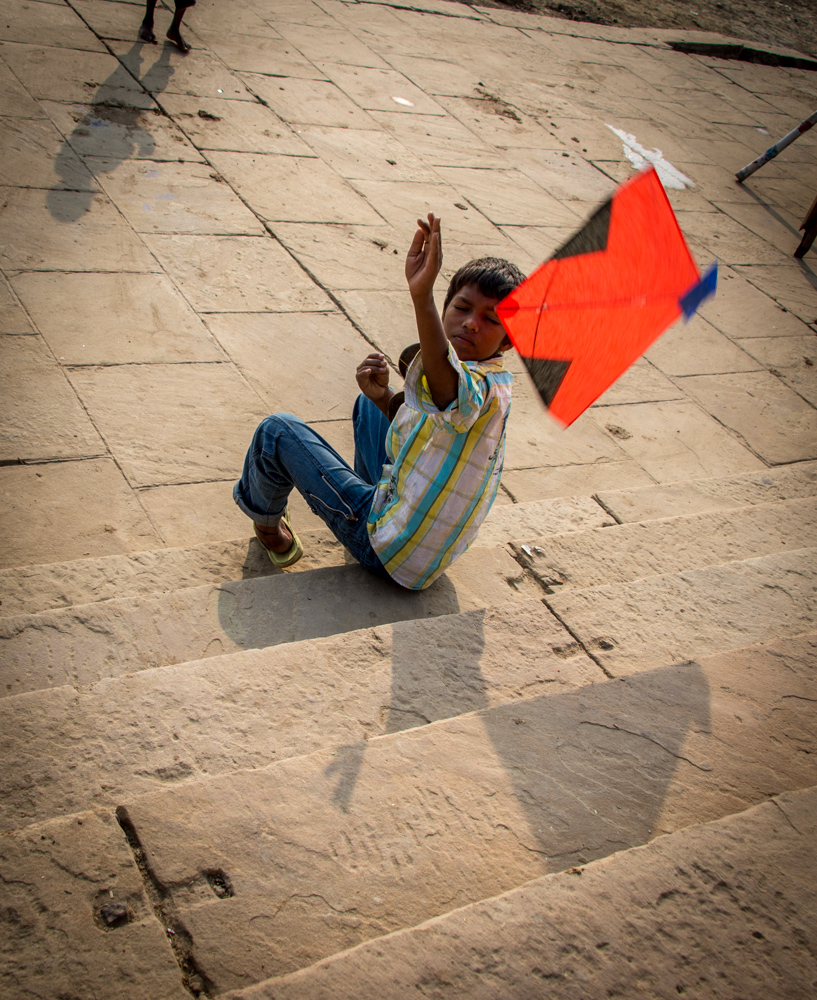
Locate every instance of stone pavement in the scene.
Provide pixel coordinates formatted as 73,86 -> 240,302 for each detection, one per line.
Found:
1,0 -> 816,569
1,1 -> 817,998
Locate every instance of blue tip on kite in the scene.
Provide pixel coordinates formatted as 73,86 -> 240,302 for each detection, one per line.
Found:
679,262 -> 718,320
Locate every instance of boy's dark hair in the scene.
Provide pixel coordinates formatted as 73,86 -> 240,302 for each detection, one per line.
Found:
442,257 -> 526,315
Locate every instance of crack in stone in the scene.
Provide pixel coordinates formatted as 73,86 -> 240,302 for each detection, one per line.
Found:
579,720 -> 713,771
770,797 -> 802,835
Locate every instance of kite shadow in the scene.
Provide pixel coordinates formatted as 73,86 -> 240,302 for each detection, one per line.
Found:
47,41 -> 176,223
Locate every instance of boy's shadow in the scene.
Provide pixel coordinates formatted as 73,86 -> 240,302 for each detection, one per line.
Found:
47,41 -> 177,223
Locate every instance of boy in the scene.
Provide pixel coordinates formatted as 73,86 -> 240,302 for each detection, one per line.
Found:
233,213 -> 524,590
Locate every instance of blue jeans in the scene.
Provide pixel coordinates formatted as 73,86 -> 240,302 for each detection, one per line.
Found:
233,395 -> 392,581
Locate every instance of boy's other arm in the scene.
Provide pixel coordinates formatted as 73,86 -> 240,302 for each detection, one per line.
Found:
406,214 -> 458,411
356,352 -> 395,418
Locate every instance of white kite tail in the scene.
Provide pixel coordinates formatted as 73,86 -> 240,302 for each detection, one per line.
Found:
736,110 -> 817,182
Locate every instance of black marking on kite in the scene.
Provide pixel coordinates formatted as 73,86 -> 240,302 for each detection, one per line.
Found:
552,199 -> 612,260
522,357 -> 572,407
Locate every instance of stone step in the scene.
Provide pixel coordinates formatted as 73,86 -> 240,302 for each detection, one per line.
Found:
0,600 -> 603,832
514,496 -> 817,592
0,495 -> 611,618
597,458 -> 817,524
547,547 -> 817,676
0,544 -> 540,700
103,633 -> 817,994
228,785 -> 817,1000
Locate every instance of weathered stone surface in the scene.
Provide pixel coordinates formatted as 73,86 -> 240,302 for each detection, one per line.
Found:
0,116 -> 97,190
323,63 -> 448,115
701,264 -> 815,338
0,57 -> 44,117
111,40 -> 250,101
12,271 -> 224,365
114,635 -> 817,991
157,94 -> 313,155
501,460 -> 655,503
144,232 -> 331,312
591,358 -> 682,406
207,149 -> 384,225
645,314 -> 763,376
0,0 -> 106,51
369,109 -> 509,167
678,371 -> 817,465
598,460 -> 817,523
205,35 -> 326,78
0,492 -> 607,617
0,809 -> 188,1000
547,548 -> 817,676
0,186 -> 159,271
0,336 -> 104,462
0,459 -> 161,571
516,497 -> 817,591
296,124 -> 438,182
272,221 -> 406,290
334,288 -> 426,361
235,786 -> 817,1000
68,362 -> 267,487
203,311 -> 368,420
587,399 -> 766,481
735,334 -> 817,406
0,274 -> 34,334
734,264 -> 817,328
243,74 -> 379,128
275,22 -> 390,68
0,601 -> 601,829
41,99 -> 205,163
0,545 -> 537,697
0,41 -> 153,106
91,158 -> 266,235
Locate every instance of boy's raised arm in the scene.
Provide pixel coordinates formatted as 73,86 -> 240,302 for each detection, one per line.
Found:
405,213 -> 459,411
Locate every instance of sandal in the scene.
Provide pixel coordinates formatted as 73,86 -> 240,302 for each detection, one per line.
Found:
254,510 -> 303,568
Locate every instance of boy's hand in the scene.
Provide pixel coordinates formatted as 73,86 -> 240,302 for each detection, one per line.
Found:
405,213 -> 442,303
356,353 -> 393,412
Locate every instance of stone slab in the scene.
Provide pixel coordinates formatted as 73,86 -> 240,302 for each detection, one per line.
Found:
68,362 -> 267,487
275,23 -> 390,68
0,809 -> 188,1000
501,460 -> 656,503
90,158 -> 265,235
715,200 -> 809,258
677,209 -> 792,266
736,334 -> 817,406
333,288 -> 425,362
205,35 -> 326,78
321,63 -> 448,115
241,786 -> 817,1000
0,335 -> 105,462
206,150 -> 383,224
0,274 -> 34,334
0,116 -> 98,190
368,110 -> 510,168
516,496 -> 817,591
645,314 -> 763,377
547,548 -> 817,676
0,0 -> 107,51
143,233 -> 330,312
272,223 -> 406,291
0,492 -> 607,618
112,634 -> 817,991
0,601 -> 600,828
733,265 -> 817,329
0,40 -> 155,107
0,58 -> 44,118
678,371 -> 817,465
242,74 -> 378,128
0,458 -> 161,571
41,99 -> 205,163
12,271 -> 224,365
111,39 -> 250,101
0,185 -> 159,271
431,165 -> 582,227
597,460 -> 817,523
203,311 -> 367,421
587,399 -> 766,482
698,264 -> 813,339
0,545 -> 537,697
158,94 -> 312,155
296,124 -> 438,182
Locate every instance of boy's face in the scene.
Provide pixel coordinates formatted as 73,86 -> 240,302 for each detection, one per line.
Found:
442,283 -> 512,363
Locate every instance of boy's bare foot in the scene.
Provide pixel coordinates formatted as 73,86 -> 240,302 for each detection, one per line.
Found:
138,21 -> 157,43
167,25 -> 191,52
254,521 -> 294,555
